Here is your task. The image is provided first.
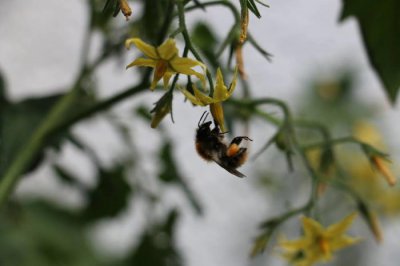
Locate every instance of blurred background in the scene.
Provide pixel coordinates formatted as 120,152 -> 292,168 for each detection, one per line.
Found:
1,0 -> 400,266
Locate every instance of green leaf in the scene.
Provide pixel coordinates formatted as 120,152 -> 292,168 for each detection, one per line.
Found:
247,0 -> 262,18
0,91 -> 96,177
0,68 -> 6,102
191,22 -> 220,69
0,200 -> 104,266
140,0 -> 171,44
53,164 -> 85,189
340,0 -> 400,103
81,164 -> 131,222
158,142 -> 203,215
124,210 -> 183,266
0,95 -> 61,176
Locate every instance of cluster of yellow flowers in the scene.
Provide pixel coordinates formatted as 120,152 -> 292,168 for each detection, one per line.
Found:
124,37 -> 397,266
125,37 -> 237,131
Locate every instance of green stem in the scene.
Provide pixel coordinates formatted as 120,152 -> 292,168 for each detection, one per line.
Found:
0,81 -> 83,207
176,0 -> 214,92
54,80 -> 150,134
184,0 -> 240,22
302,136 -> 361,150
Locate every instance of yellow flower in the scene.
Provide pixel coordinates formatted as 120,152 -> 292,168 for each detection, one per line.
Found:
279,213 -> 360,266
125,38 -> 206,90
181,67 -> 238,131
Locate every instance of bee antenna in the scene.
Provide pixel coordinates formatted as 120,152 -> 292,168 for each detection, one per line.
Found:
198,111 -> 209,127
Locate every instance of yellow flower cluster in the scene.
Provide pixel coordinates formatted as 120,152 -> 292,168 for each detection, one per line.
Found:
125,37 -> 238,129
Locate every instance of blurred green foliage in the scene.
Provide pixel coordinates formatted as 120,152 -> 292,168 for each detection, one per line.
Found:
341,0 -> 400,103
0,0 -> 399,265
0,201 -> 101,266
0,90 -> 95,177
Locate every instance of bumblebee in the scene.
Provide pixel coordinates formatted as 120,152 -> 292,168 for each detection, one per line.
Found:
195,112 -> 252,177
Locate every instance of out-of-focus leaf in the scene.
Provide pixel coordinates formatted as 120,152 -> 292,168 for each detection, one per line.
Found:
192,22 -> 220,69
150,91 -> 173,128
298,72 -> 374,128
0,200 -> 104,266
53,165 -> 86,190
90,0 -> 117,31
81,164 -> 131,222
340,0 -> 400,103
0,90 -> 96,177
159,142 -> 180,183
159,142 -> 203,214
0,68 -> 6,102
135,105 -> 152,121
102,0 -> 120,17
246,0 -> 262,18
140,0 -> 171,44
192,0 -> 205,10
0,95 -> 61,177
249,231 -> 272,257
248,34 -> 272,62
124,209 -> 183,266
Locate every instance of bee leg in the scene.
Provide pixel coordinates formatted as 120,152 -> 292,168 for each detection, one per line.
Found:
230,136 -> 253,146
227,137 -> 251,157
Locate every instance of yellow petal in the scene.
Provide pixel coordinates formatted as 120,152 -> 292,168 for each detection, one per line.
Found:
228,66 -> 239,95
180,88 -> 206,106
163,71 -> 173,89
169,57 -> 206,82
125,38 -> 158,59
157,38 -> 178,60
213,68 -> 229,101
173,56 -> 205,68
330,235 -> 361,251
126,58 -> 157,69
151,78 -> 159,90
301,216 -> 324,238
210,103 -> 225,132
193,87 -> 216,105
326,213 -> 357,236
279,239 -> 309,251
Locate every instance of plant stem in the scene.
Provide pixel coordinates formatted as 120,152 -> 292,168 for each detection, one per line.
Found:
302,136 -> 361,150
0,81 -> 83,207
176,0 -> 214,92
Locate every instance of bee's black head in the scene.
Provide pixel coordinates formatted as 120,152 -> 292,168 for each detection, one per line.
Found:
197,121 -> 212,137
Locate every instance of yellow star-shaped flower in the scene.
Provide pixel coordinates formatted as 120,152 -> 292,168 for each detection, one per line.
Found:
180,67 -> 237,106
279,213 -> 360,266
125,38 -> 206,90
180,67 -> 238,131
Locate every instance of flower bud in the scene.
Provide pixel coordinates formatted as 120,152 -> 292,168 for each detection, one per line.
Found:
150,92 -> 173,128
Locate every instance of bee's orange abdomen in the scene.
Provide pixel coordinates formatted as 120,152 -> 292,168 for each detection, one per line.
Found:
227,144 -> 240,157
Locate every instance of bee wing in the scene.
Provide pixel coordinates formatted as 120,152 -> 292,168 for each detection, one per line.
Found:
215,161 -> 246,178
